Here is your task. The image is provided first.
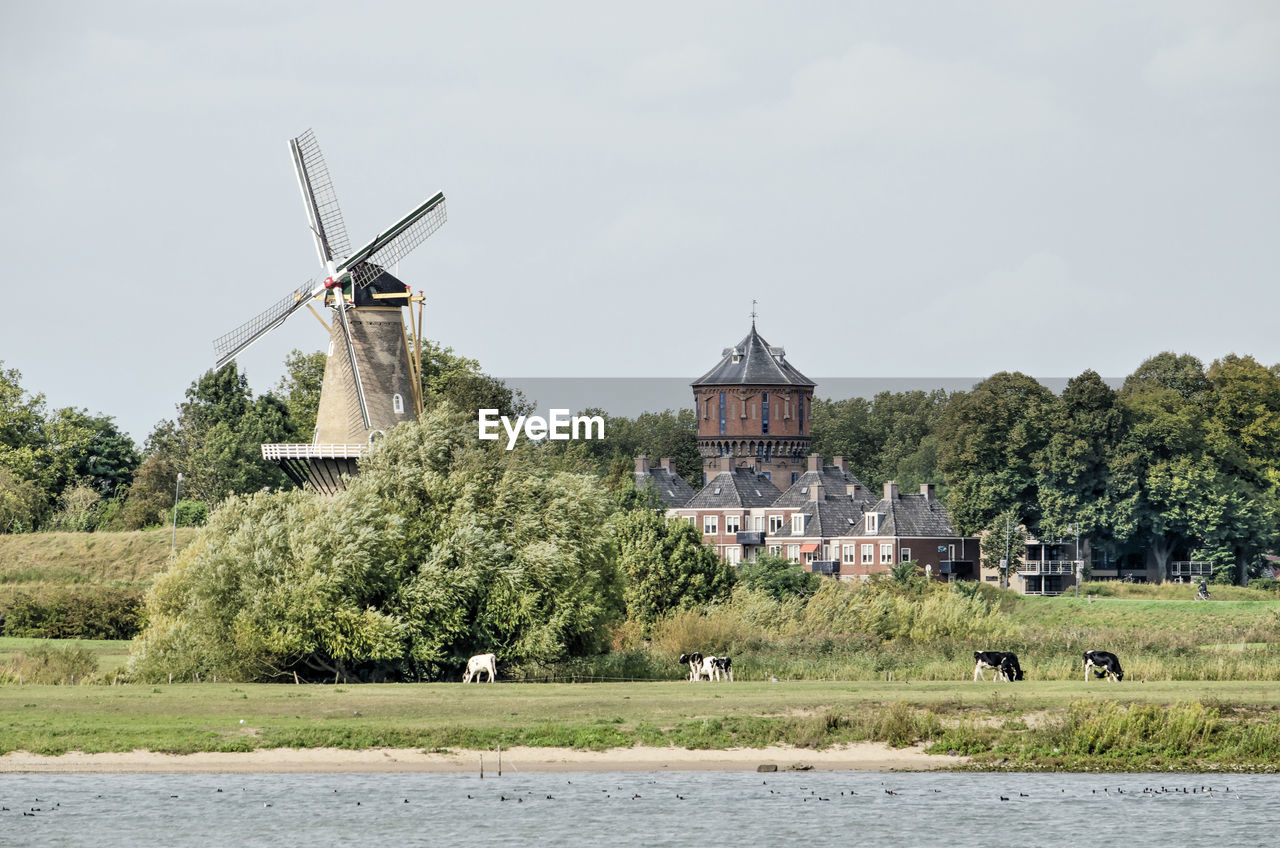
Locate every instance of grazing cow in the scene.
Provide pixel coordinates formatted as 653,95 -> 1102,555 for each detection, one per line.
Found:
678,652 -> 704,682
973,651 -> 1024,682
1083,650 -> 1124,682
462,653 -> 497,683
710,655 -> 734,682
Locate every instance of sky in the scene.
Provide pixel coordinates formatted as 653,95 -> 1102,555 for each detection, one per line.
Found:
2,1 -> 1277,442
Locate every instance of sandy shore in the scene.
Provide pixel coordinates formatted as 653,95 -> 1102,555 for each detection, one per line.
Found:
0,743 -> 963,774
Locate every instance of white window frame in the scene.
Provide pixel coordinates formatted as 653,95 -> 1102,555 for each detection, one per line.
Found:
787,545 -> 800,563
768,545 -> 783,557
861,544 -> 874,564
754,515 -> 764,531
864,513 -> 880,534
725,546 -> 742,565
684,515 -> 696,526
901,547 -> 912,562
725,515 -> 741,534
843,544 -> 857,564
791,514 -> 806,534
703,515 -> 718,535
392,393 -> 405,414
880,543 -> 894,564
769,514 -> 784,533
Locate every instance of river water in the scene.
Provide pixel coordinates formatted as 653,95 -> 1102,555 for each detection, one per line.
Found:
0,770 -> 1270,847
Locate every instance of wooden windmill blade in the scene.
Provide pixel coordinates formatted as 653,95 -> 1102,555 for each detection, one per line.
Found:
290,129 -> 352,268
332,289 -> 372,431
213,279 -> 322,370
339,191 -> 447,290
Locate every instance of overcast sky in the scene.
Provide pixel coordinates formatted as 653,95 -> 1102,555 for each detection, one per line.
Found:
2,1 -> 1277,441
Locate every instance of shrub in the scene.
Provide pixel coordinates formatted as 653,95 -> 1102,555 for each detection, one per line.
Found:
0,586 -> 145,639
1,644 -> 99,684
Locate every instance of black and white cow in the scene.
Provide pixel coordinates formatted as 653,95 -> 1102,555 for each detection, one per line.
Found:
710,655 -> 734,682
1083,650 -> 1124,682
678,652 -> 704,682
973,651 -> 1024,682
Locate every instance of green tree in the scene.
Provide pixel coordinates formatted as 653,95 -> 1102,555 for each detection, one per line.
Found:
613,508 -> 735,628
129,406 -> 624,682
274,348 -> 326,439
937,372 -> 1058,534
980,510 -> 1027,589
418,340 -> 530,418
738,553 -> 820,600
1035,370 -> 1123,545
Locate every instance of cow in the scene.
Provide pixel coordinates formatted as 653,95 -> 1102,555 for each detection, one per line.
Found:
678,652 -> 704,682
462,652 -> 497,683
973,651 -> 1023,682
710,655 -> 734,682
1083,650 -> 1124,682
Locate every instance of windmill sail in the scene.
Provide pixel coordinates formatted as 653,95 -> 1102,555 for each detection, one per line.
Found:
340,192 -> 447,290
213,279 -> 320,369
333,299 -> 372,430
291,129 -> 352,267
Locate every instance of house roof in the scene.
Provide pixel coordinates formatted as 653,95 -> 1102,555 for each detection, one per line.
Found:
869,493 -> 960,537
683,468 -> 781,509
636,467 -> 696,509
773,466 -> 874,507
772,497 -> 870,538
691,325 -> 815,388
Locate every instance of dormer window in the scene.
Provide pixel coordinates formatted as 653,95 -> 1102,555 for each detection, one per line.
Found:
865,513 -> 881,534
791,513 -> 806,534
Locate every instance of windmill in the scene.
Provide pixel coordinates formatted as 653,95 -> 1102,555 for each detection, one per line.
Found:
212,129 -> 446,493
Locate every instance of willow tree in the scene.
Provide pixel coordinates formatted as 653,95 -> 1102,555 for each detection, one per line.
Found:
128,406 -> 624,682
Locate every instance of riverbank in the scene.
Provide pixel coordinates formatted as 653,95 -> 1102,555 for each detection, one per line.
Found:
0,742 -> 959,774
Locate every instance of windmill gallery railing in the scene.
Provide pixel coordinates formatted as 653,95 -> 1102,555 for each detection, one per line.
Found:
261,443 -> 368,460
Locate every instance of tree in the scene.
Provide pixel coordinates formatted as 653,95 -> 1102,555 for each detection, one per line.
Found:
738,553 -> 820,600
128,406 -> 625,682
274,348 -> 326,439
980,510 -> 1027,589
1035,370 -> 1123,545
145,365 -> 296,505
418,340 -> 530,418
613,508 -> 735,628
937,373 -> 1057,534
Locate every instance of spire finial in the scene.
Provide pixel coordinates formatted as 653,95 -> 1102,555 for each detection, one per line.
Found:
750,299 -> 758,329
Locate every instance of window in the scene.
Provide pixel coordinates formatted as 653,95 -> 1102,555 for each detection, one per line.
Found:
842,544 -> 857,564
761,392 -> 770,434
327,340 -> 335,357
725,515 -> 741,533
768,545 -> 783,557
881,543 -> 893,564
769,514 -> 784,533
791,472 -> 799,484
392,393 -> 404,414
725,546 -> 741,565
900,547 -> 912,562
787,545 -> 800,563
864,513 -> 880,534
754,516 -> 764,531
718,392 -> 727,435
703,516 -> 718,535
861,544 -> 874,564
799,396 -> 804,432
791,514 -> 806,534
684,516 -> 695,525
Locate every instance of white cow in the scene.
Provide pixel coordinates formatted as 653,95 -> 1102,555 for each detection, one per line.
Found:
463,653 -> 497,683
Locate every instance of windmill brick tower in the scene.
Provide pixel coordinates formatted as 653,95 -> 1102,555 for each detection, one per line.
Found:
212,129 -> 445,494
691,319 -> 815,487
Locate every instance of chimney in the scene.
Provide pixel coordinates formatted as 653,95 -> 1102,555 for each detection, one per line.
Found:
635,455 -> 650,475
807,453 -> 822,473
720,455 -> 733,474
884,480 -> 899,501
660,458 -> 676,474
810,483 -> 824,502
920,483 -> 935,500
833,455 -> 847,472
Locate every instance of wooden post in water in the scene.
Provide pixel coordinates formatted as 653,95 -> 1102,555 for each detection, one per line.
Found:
480,754 -> 484,779
498,744 -> 502,777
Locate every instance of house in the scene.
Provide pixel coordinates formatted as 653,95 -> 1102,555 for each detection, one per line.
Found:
633,456 -> 696,509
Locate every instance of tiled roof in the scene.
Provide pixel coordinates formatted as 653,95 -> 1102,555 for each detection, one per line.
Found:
691,325 -> 815,388
870,493 -> 959,537
636,467 -> 696,509
772,498 -> 870,538
773,466 -> 873,507
684,468 -> 781,509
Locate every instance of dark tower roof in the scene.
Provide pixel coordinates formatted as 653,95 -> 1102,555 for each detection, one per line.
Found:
691,325 -> 815,388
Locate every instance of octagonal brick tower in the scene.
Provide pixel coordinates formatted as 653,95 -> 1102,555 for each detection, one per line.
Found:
691,323 -> 816,487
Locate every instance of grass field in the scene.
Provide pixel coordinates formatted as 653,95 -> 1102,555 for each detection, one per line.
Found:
1,679 -> 1278,772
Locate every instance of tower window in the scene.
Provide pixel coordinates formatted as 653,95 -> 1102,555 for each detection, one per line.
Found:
719,392 -> 727,435
762,392 -> 770,434
393,393 -> 404,414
